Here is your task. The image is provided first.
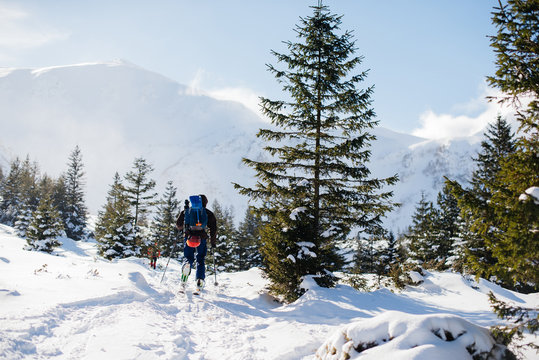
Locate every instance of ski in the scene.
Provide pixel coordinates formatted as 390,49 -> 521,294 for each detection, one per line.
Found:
193,279 -> 205,295
178,282 -> 187,295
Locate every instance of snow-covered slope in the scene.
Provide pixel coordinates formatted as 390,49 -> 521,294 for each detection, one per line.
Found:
1,225 -> 537,359
0,61 -> 480,231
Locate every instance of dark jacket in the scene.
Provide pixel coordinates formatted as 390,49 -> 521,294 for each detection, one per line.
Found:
176,208 -> 217,247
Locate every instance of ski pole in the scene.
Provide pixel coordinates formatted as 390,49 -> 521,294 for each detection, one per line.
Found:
162,200 -> 190,284
160,230 -> 181,284
212,245 -> 218,286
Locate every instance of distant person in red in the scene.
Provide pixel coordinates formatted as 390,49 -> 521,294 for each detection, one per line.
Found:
147,244 -> 160,269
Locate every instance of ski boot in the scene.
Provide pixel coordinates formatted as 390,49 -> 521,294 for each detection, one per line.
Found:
195,278 -> 205,294
181,262 -> 191,283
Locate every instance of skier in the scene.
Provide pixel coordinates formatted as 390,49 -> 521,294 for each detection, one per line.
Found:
147,243 -> 161,270
176,194 -> 217,291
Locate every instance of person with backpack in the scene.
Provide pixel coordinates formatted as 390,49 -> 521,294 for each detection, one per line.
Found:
175,194 -> 217,290
147,243 -> 160,270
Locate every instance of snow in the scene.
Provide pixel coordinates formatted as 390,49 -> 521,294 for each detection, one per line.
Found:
1,224 -> 538,359
408,270 -> 424,284
290,207 -> 308,220
520,186 -> 539,204
316,312 -> 500,359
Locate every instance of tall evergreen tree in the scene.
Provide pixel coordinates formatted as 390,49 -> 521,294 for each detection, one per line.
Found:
124,157 -> 158,247
234,2 -> 397,301
447,117 -> 516,282
26,193 -> 65,253
484,0 -> 539,292
150,181 -> 180,258
95,173 -> 137,260
62,146 -> 88,240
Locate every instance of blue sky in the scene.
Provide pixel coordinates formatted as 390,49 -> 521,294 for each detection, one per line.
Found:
1,0 -> 504,138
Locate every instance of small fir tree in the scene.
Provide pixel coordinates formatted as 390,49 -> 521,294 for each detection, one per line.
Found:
0,157 -> 40,226
210,201 -> 237,272
26,194 -> 65,253
433,183 -> 461,267
236,206 -> 263,270
14,204 -> 33,238
0,158 -> 22,224
404,193 -> 440,266
95,173 -> 137,260
62,146 -> 88,240
124,157 -> 158,249
380,231 -> 399,274
150,181 -> 180,258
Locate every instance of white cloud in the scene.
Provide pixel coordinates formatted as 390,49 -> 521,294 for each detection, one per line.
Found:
186,69 -> 265,119
186,68 -> 206,96
412,87 -> 520,140
0,4 -> 67,50
207,87 -> 262,117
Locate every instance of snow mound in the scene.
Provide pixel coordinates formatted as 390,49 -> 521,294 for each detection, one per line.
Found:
315,311 -> 509,360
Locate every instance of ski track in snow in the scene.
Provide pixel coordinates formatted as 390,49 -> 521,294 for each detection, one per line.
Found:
1,225 -> 538,360
1,270 -> 323,359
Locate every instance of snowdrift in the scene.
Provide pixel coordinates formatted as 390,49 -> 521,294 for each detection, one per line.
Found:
315,311 -> 507,360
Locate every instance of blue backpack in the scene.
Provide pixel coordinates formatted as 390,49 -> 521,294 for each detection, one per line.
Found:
185,195 -> 208,231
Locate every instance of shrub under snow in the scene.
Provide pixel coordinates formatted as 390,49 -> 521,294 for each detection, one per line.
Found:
316,311 -> 512,360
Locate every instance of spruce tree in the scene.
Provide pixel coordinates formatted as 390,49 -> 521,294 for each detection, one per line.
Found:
124,157 -> 158,250
381,231 -> 399,273
62,146 -> 88,240
234,2 -> 397,301
477,1 -> 539,350
12,158 -> 41,237
237,206 -> 263,270
0,158 -> 22,225
150,181 -> 180,258
353,234 -> 381,274
95,173 -> 137,260
26,194 -> 65,253
211,200 -> 237,272
0,157 -> 40,226
14,205 -> 33,238
447,117 -> 516,281
433,183 -> 461,267
485,0 -> 539,292
405,193 -> 440,266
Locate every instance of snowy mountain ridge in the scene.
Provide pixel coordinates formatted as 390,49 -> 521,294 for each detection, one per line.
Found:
0,61 -> 481,232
